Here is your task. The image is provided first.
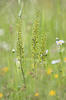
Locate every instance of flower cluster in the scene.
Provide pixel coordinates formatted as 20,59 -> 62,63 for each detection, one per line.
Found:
40,33 -> 47,65
32,9 -> 40,69
56,38 -> 64,46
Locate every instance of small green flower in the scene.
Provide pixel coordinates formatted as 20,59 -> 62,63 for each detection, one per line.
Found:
32,9 -> 40,69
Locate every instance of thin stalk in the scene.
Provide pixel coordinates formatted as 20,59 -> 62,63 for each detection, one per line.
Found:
17,1 -> 26,85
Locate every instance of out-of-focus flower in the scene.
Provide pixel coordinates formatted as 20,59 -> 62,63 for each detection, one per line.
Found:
46,49 -> 48,54
64,57 -> 66,62
2,67 -> 8,72
12,49 -> 15,53
47,68 -> 52,75
49,90 -> 56,96
35,92 -> 39,96
0,29 -> 4,36
0,41 -> 10,51
56,40 -> 64,45
56,37 -> 59,44
0,93 -> 3,98
54,74 -> 58,79
56,37 -> 59,41
51,59 -> 61,64
16,58 -> 20,69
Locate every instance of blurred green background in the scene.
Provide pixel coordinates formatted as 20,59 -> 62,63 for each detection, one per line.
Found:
0,0 -> 66,100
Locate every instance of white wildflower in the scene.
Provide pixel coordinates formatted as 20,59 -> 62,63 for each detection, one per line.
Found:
56,37 -> 59,44
16,58 -> 20,68
12,49 -> 15,53
51,59 -> 61,64
46,49 -> 48,54
56,40 -> 64,45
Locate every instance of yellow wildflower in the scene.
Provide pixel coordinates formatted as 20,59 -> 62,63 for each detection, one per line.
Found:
49,90 -> 56,96
0,93 -> 3,98
2,67 -> 8,72
47,68 -> 52,75
54,74 -> 58,79
64,57 -> 66,62
35,92 -> 39,96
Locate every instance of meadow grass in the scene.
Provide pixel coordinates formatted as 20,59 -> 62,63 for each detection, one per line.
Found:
0,0 -> 66,100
